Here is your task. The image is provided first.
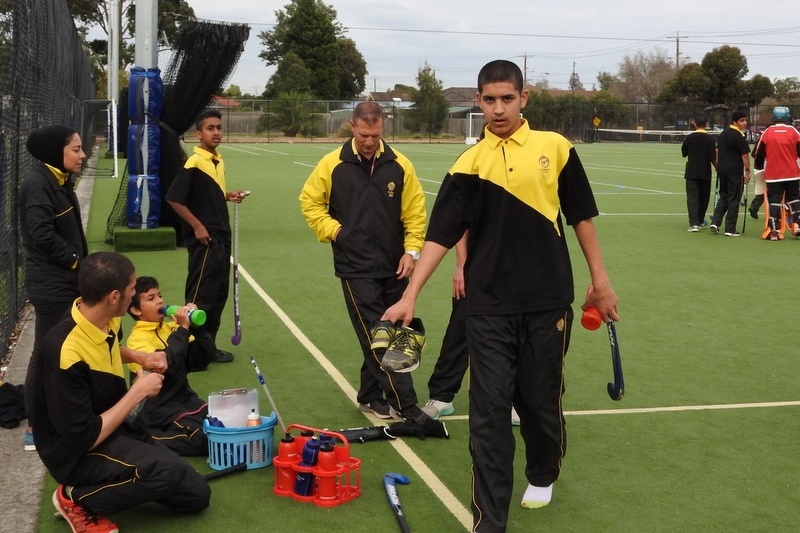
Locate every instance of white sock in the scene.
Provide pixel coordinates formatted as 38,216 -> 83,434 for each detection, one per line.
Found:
521,483 -> 553,509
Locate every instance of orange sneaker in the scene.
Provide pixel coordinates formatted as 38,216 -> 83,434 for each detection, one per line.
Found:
52,485 -> 119,533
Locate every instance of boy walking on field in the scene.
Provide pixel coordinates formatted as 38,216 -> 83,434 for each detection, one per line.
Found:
382,60 -> 619,533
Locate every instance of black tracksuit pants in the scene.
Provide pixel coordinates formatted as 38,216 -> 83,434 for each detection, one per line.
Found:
711,171 -> 744,233
184,237 -> 230,343
468,308 -> 571,533
340,277 -> 418,412
68,433 -> 210,516
427,296 -> 468,403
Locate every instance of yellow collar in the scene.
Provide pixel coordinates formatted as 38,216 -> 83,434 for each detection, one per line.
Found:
45,164 -> 69,185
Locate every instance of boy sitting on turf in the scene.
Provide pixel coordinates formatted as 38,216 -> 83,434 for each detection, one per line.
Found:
126,276 -> 213,456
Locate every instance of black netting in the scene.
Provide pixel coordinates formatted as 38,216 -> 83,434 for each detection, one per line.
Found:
104,19 -> 250,244
0,0 -> 95,353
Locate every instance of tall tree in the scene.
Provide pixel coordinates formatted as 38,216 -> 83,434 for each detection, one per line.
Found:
596,71 -> 618,92
773,77 -> 800,102
568,71 -> 584,92
406,64 -> 448,136
700,45 -> 748,105
658,45 -> 771,109
337,37 -> 366,100
66,0 -> 194,95
264,51 -> 312,98
67,0 -> 193,63
614,48 -> 676,103
258,0 -> 364,100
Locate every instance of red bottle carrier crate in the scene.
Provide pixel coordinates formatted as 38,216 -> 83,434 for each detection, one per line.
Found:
273,424 -> 361,507
203,413 -> 277,470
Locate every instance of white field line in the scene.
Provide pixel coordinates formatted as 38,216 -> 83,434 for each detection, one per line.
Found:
245,146 -> 291,156
222,146 -> 261,155
591,181 -> 673,194
598,212 -> 687,216
237,263 -> 473,531
437,400 -> 800,422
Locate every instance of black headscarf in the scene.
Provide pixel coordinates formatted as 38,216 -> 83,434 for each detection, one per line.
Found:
25,124 -> 78,173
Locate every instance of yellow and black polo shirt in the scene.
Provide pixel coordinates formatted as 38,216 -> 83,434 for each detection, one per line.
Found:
31,298 -> 129,482
427,120 -> 598,315
165,146 -> 231,243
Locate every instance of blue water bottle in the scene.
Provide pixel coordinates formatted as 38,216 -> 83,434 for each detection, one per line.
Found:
294,437 -> 322,496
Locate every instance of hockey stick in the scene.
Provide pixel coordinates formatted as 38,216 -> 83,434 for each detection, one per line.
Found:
250,357 -> 286,434
204,462 -> 247,481
741,179 -> 748,234
384,472 -> 411,533
607,320 -> 624,401
231,200 -> 241,345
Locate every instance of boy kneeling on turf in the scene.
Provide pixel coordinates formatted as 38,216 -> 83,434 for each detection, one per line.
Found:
127,276 -> 214,456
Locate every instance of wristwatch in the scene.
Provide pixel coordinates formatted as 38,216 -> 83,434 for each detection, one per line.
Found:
405,250 -> 420,261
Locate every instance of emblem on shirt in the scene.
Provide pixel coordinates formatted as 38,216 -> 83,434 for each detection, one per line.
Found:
539,155 -> 550,169
387,182 -> 396,198
556,318 -> 565,331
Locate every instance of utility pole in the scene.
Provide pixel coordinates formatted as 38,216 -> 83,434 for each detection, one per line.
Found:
674,32 -> 681,70
519,52 -> 531,85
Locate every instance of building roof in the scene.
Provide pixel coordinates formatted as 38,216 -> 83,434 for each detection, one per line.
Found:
210,95 -> 241,109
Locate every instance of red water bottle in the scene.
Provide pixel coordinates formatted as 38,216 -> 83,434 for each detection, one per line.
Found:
275,433 -> 298,495
314,443 -> 339,506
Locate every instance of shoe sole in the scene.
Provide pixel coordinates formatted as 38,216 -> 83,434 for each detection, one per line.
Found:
422,406 -> 455,419
380,359 -> 420,373
357,404 -> 393,419
52,488 -> 119,533
24,444 -> 36,451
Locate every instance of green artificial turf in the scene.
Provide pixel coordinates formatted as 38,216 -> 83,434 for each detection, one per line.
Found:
36,141 -> 800,533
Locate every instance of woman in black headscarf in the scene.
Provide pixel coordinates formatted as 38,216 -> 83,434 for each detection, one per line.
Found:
19,125 -> 87,448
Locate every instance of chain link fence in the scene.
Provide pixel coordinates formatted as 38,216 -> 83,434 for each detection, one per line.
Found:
0,0 -> 96,355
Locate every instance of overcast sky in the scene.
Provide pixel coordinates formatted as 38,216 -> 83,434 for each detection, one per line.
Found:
179,0 -> 800,95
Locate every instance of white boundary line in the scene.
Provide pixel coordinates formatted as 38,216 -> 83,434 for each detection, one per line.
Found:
237,263 -> 474,531
437,400 -> 800,422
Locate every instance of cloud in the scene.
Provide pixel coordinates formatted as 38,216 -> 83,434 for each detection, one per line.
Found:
184,0 -> 800,95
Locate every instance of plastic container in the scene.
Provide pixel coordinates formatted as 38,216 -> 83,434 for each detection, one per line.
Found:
272,424 -> 361,507
203,412 -> 277,470
275,434 -> 298,495
208,388 -> 258,428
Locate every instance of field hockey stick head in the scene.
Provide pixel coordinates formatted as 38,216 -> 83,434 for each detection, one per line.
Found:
607,320 -> 625,401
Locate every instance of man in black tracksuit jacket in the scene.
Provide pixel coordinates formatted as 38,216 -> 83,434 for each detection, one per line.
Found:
299,101 -> 428,422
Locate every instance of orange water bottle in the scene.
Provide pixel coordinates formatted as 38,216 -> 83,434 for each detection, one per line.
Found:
247,409 -> 261,463
315,443 -> 338,506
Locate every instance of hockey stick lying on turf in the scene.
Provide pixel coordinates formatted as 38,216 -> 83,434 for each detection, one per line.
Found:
204,462 -> 247,481
231,200 -> 242,345
250,357 -> 286,434
607,320 -> 625,401
384,472 -> 411,533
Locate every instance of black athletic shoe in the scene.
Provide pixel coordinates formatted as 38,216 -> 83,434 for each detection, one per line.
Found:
749,208 -> 759,219
399,404 -> 432,425
709,224 -> 720,235
358,398 -> 392,419
211,350 -> 234,363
